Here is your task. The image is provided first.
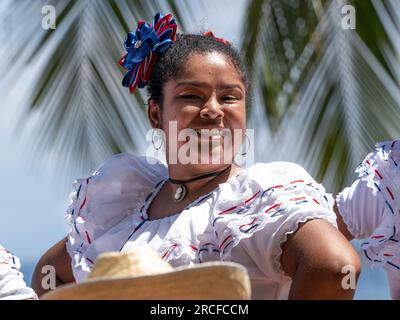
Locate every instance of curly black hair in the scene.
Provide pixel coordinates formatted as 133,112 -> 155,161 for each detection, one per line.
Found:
146,33 -> 248,106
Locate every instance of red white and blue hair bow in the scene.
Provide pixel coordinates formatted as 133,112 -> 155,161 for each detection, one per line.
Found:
119,13 -> 177,93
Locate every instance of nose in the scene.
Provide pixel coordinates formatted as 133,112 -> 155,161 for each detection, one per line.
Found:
200,95 -> 224,120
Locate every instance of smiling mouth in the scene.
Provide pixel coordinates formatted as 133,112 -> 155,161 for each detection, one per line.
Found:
193,128 -> 226,137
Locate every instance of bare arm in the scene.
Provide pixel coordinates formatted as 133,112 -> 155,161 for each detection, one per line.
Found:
334,202 -> 354,241
32,237 -> 75,297
281,219 -> 361,299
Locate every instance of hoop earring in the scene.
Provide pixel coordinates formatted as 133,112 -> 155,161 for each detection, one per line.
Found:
152,129 -> 164,150
240,133 -> 250,156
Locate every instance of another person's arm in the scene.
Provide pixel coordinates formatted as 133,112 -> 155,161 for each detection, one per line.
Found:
333,140 -> 400,299
31,236 -> 75,297
281,218 -> 361,299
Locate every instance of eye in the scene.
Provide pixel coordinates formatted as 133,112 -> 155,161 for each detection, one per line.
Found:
222,95 -> 239,101
178,94 -> 201,100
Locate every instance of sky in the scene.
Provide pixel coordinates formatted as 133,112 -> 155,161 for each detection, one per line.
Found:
0,82 -> 69,262
0,0 -> 392,299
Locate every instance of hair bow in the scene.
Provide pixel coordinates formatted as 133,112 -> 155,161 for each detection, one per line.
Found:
202,31 -> 230,46
119,13 -> 177,93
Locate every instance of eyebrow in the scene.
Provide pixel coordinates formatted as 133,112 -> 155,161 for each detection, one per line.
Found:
174,81 -> 243,91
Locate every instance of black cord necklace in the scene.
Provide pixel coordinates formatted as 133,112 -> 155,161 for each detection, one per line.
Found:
168,165 -> 232,202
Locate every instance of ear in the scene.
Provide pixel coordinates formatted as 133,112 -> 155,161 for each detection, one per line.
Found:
147,99 -> 162,129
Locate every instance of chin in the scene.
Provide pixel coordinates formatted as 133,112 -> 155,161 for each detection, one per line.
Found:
198,148 -> 234,166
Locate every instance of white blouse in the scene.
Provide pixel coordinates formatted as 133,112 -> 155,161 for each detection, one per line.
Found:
65,153 -> 337,299
0,245 -> 38,300
337,140 -> 400,300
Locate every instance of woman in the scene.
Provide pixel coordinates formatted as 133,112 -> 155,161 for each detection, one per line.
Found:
32,13 -> 361,299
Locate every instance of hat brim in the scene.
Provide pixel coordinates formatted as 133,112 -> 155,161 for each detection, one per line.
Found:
41,262 -> 251,300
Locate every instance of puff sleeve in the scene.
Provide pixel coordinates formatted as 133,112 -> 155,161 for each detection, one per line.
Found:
209,162 -> 337,284
336,140 -> 400,299
65,153 -> 168,282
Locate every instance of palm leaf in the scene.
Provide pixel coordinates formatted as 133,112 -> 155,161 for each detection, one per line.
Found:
0,0 -> 187,184
242,0 -> 400,193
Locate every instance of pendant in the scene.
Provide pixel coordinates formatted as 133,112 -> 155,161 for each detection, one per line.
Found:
173,184 -> 187,202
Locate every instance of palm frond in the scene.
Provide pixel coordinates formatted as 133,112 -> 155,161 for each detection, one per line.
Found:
242,0 -> 400,193
0,0 -> 187,184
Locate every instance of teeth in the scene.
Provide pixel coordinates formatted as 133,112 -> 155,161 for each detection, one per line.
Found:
194,129 -> 223,136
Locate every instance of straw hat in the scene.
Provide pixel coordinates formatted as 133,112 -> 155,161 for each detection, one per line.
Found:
41,246 -> 251,300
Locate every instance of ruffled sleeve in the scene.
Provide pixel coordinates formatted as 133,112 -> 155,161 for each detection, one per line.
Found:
336,140 -> 400,299
65,153 -> 168,282
336,179 -> 384,239
0,245 -> 38,300
208,162 -> 337,283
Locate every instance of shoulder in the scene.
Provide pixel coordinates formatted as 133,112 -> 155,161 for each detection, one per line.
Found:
71,152 -> 168,224
245,161 -> 316,187
91,152 -> 168,185
212,162 -> 337,283
66,152 -> 168,219
81,153 -> 168,199
255,161 -> 310,173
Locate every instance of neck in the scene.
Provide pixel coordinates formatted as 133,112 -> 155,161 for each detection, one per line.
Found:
166,163 -> 242,201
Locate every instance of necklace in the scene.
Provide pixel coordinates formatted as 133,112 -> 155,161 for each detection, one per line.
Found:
168,165 -> 232,202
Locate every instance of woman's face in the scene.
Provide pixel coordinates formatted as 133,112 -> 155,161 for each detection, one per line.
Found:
149,51 -> 246,170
